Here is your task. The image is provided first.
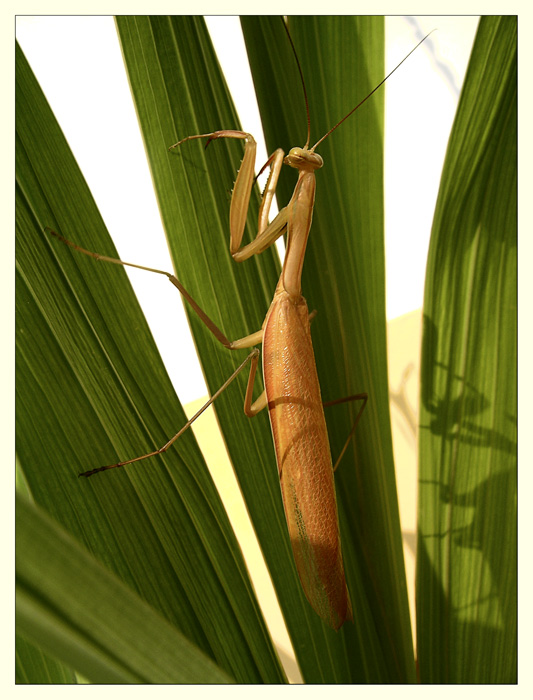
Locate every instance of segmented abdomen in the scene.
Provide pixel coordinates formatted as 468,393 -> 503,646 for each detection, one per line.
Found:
263,291 -> 352,629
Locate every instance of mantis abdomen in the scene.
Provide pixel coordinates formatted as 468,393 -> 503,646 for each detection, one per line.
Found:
263,287 -> 352,629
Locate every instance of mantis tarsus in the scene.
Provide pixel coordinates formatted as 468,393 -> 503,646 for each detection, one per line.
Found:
47,23 -> 431,629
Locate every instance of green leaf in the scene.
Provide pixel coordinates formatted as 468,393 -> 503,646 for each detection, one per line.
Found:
16,493 -> 233,683
16,35 -> 284,684
417,16 -> 517,683
243,17 -> 415,680
16,633 -> 77,684
114,15 -> 414,682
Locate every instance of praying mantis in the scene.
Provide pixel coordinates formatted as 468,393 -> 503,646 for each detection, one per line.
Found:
44,19 -> 431,630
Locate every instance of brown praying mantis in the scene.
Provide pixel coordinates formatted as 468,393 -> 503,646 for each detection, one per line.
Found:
47,22 -> 431,629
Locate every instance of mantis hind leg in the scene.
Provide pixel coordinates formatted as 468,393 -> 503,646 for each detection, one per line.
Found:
79,349 -> 261,477
322,393 -> 368,472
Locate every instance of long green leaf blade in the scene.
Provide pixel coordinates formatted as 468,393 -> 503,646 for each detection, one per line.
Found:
16,493 -> 233,683
417,16 -> 517,683
115,16 -> 357,683
241,16 -> 417,682
16,36 -> 284,684
16,634 -> 77,684
116,15 -> 417,682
